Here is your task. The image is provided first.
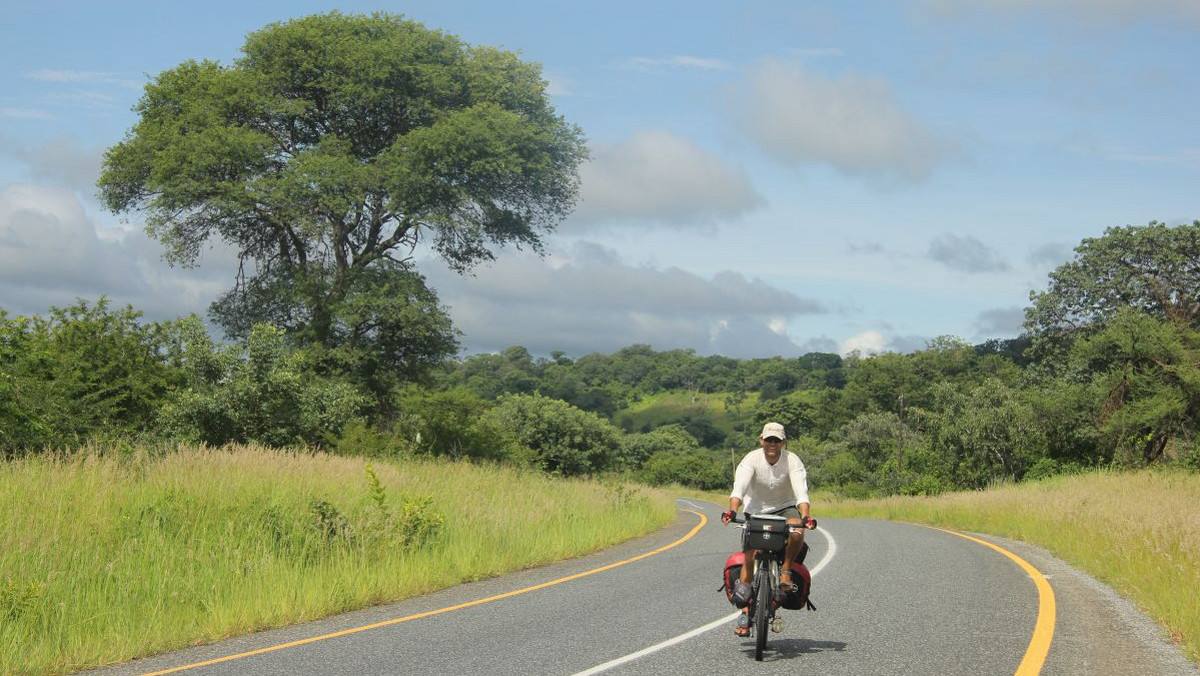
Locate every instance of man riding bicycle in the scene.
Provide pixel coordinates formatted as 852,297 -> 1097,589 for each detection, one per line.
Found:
721,422 -> 816,637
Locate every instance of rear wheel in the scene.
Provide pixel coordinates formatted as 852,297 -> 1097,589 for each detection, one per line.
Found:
754,560 -> 772,660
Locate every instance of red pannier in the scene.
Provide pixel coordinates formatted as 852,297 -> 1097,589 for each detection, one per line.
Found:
720,551 -> 815,611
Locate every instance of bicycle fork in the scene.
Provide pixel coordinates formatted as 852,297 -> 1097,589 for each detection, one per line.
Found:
752,559 -> 785,634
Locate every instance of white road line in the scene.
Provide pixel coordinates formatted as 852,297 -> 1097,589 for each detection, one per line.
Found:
676,499 -> 709,512
569,524 -> 837,675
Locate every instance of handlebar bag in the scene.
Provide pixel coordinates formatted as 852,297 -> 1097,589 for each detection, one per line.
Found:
742,514 -> 789,552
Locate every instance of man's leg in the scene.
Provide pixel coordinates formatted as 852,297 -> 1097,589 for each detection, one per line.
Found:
735,549 -> 756,635
740,549 -> 756,584
780,518 -> 805,588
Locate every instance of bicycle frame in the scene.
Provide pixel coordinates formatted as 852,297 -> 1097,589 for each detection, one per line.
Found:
732,513 -> 798,661
750,551 -> 780,659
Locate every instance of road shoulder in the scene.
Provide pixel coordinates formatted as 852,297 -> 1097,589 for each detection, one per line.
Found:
967,532 -> 1199,676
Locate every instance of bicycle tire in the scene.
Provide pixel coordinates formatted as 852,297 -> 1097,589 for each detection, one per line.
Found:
754,559 -> 772,660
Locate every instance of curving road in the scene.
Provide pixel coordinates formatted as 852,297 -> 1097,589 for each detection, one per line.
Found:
85,500 -> 1198,676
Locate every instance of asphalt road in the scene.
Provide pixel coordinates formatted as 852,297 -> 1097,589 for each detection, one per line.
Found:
83,499 -> 1198,676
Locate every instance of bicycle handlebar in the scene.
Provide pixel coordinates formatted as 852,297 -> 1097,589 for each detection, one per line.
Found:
724,511 -> 816,531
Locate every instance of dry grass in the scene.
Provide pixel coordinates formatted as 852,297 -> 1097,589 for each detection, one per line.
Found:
0,445 -> 677,676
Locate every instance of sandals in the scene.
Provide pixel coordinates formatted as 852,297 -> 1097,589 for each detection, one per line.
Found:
734,613 -> 751,637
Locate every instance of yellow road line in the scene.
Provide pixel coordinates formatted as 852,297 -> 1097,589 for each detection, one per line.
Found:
935,528 -> 1057,676
132,511 -> 708,676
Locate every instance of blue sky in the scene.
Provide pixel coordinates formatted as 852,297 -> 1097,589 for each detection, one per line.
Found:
2,1 -> 1198,358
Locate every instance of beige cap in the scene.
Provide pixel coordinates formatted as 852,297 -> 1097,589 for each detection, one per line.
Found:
760,422 -> 786,440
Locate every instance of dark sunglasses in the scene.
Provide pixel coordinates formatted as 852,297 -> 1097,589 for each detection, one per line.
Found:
762,437 -> 783,443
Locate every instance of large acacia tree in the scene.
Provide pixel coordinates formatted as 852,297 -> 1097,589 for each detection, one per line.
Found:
99,12 -> 587,380
1025,220 -> 1200,355
1024,220 -> 1200,464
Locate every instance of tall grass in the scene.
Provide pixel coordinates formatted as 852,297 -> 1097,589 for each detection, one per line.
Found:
820,470 -> 1200,664
0,445 -> 677,676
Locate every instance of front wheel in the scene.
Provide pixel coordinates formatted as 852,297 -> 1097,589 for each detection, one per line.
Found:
754,560 -> 772,660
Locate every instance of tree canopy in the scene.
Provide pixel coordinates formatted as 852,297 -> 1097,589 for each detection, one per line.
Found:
1026,221 -> 1200,352
99,11 -> 587,365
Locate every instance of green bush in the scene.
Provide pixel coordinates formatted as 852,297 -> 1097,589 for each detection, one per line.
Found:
898,474 -> 950,496
619,424 -> 699,469
813,450 -> 869,487
159,321 -> 366,446
640,449 -> 727,490
0,299 -> 185,451
481,393 -> 621,476
330,419 -> 413,458
389,386 -> 506,462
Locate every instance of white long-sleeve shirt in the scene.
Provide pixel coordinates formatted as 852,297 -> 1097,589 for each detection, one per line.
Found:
730,448 -> 810,514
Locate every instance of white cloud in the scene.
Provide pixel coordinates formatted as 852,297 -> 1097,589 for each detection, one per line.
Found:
570,130 -> 764,227
0,133 -> 104,193
729,59 -> 960,181
0,184 -> 234,321
423,243 -> 826,358
839,330 -> 887,356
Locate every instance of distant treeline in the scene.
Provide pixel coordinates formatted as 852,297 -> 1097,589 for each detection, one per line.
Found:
4,221 -> 1200,495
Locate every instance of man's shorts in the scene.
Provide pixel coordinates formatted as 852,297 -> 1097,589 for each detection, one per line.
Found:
767,505 -> 802,520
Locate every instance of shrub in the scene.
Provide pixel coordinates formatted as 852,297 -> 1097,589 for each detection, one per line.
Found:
640,450 -> 727,490
619,424 -> 699,470
480,394 -> 621,476
0,299 -> 185,451
390,386 -> 506,461
159,320 -> 366,446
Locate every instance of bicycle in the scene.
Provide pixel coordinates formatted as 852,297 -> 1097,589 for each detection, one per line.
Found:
729,512 -> 809,661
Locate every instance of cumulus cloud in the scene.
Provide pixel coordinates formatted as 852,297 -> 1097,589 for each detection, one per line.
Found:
928,234 -> 1010,273
975,306 -> 1026,338
0,133 -> 104,194
728,59 -> 960,181
423,243 -> 826,358
838,330 -> 887,356
0,184 -> 234,321
570,130 -> 764,227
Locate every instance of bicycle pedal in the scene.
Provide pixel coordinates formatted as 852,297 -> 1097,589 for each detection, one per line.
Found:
771,616 -> 784,633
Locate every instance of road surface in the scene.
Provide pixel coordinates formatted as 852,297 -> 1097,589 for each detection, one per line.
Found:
83,499 -> 1198,676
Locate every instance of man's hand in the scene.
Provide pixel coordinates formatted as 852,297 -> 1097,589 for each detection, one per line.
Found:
801,515 -> 817,530
721,510 -> 735,525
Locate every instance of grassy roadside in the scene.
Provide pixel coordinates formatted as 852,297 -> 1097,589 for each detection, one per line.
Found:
818,470 -> 1200,665
0,446 -> 678,676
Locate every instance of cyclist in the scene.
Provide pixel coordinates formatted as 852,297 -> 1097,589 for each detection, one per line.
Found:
721,422 -> 815,637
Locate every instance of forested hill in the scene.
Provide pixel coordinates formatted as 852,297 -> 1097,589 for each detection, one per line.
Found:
5,222 -> 1200,499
